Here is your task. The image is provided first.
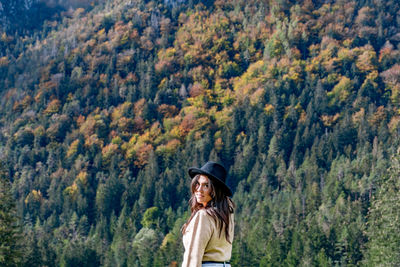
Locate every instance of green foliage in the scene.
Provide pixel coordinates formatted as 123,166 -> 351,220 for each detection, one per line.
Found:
363,152 -> 400,266
141,207 -> 160,229
0,163 -> 22,266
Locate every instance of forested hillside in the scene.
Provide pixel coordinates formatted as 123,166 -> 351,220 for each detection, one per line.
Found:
1,0 -> 400,266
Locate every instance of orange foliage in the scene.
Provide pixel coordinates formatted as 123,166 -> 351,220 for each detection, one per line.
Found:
157,104 -> 178,118
13,95 -> 33,112
117,117 -> 134,132
321,113 -> 340,127
214,137 -> 223,152
0,56 -> 9,67
79,115 -> 96,136
44,99 -> 61,115
368,106 -> 386,126
77,115 -> 85,126
84,134 -> 103,148
189,83 -> 205,97
352,108 -> 365,125
381,64 -> 400,85
102,143 -> 119,162
388,116 -> 400,133
381,64 -> 400,103
156,139 -> 181,156
134,143 -> 154,167
179,113 -> 196,136
134,99 -> 146,116
356,46 -> 377,73
125,72 -> 138,83
133,116 -> 146,132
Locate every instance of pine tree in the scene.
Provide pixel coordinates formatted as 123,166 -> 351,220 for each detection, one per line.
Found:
0,162 -> 22,266
363,152 -> 400,266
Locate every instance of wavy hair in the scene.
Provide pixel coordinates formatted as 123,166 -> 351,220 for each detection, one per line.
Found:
181,174 -> 235,243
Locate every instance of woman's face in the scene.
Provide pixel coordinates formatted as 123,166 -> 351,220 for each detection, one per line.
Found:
195,175 -> 213,207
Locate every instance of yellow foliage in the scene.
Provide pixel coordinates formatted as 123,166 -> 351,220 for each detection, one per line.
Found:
158,78 -> 168,89
321,113 -> 340,127
234,60 -> 268,102
97,28 -> 106,36
264,104 -> 275,115
84,134 -> 103,148
64,182 -> 78,199
391,84 -> 400,104
102,143 -> 119,161
388,116 -> 400,133
163,116 -> 181,133
361,71 -> 379,91
299,111 -> 307,123
79,115 -> 96,137
250,88 -> 265,106
352,108 -> 365,124
111,136 -> 122,145
67,139 -> 80,158
112,102 -> 132,123
187,95 -> 206,108
149,122 -> 162,143
356,47 -> 377,73
236,131 -> 246,143
337,47 -> 355,62
156,139 -> 181,156
192,116 -> 211,132
327,76 -> 352,105
161,233 -> 176,249
0,56 -> 9,67
282,64 -> 303,83
24,190 -> 43,204
128,134 -> 139,146
76,171 -> 88,186
169,125 -> 181,140
44,99 -> 61,115
213,108 -> 232,128
158,47 -> 176,60
368,106 -> 386,126
34,125 -> 45,136
214,137 -> 223,152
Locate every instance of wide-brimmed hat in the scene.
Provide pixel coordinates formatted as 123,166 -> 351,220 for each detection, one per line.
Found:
188,161 -> 232,197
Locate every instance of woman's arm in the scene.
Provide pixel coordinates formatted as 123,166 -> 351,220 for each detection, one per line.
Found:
182,210 -> 214,267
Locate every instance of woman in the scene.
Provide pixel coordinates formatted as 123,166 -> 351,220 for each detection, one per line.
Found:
181,161 -> 235,267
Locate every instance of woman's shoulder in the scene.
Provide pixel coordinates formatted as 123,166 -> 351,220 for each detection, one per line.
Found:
196,208 -> 210,217
194,209 -> 214,223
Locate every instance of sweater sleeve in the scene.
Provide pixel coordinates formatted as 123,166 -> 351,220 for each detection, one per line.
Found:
182,210 -> 214,267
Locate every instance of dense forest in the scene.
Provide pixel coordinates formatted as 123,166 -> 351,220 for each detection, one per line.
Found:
1,0 -> 400,266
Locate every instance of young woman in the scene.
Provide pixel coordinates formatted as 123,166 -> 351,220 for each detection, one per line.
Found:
181,161 -> 235,267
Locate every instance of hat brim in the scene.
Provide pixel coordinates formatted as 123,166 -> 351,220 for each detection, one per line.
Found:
188,167 -> 233,197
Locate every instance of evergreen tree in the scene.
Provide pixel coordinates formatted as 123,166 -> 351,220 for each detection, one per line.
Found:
0,162 -> 22,266
363,152 -> 400,266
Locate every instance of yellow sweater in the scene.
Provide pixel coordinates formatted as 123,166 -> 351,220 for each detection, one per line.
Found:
182,209 -> 234,267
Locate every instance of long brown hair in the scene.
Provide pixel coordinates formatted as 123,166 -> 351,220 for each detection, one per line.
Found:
181,174 -> 235,243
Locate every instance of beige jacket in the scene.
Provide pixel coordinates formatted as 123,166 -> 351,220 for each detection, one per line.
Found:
182,209 -> 234,267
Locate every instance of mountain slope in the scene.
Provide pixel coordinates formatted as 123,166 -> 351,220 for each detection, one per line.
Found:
0,0 -> 399,265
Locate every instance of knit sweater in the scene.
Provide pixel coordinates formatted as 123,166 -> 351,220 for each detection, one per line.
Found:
182,209 -> 234,267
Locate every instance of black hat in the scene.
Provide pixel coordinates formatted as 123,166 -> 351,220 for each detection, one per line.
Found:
188,161 -> 232,197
